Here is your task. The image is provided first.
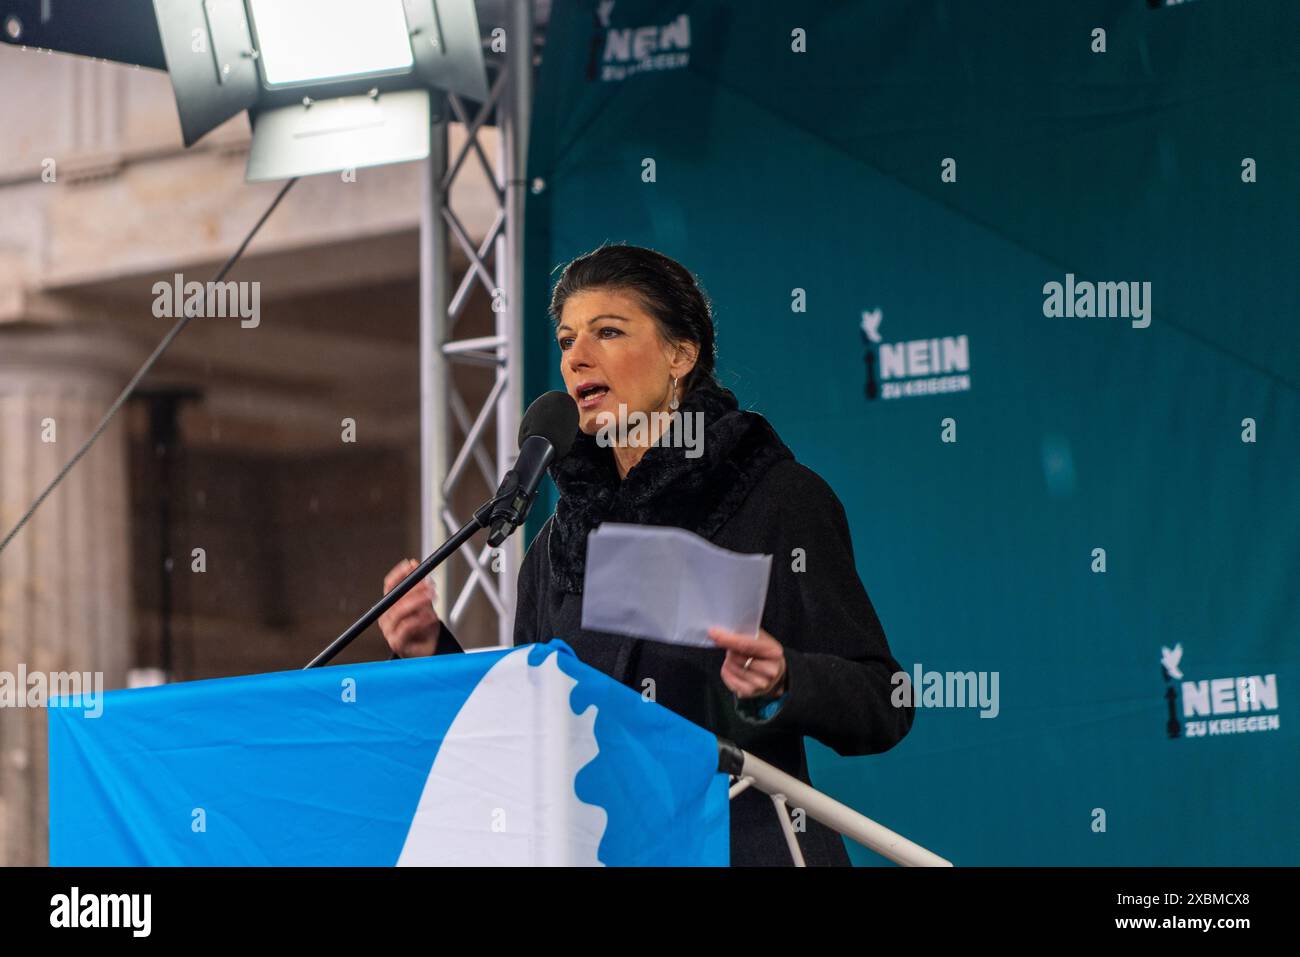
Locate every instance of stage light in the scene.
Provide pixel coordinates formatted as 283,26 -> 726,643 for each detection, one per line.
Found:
0,0 -> 488,181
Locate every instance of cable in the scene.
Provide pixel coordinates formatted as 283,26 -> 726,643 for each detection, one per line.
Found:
0,176 -> 299,557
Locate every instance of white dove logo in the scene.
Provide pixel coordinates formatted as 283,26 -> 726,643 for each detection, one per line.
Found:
1161,643 -> 1183,680
397,648 -> 607,866
861,308 -> 883,343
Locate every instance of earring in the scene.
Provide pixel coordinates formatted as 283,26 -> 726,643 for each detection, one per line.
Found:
669,376 -> 680,411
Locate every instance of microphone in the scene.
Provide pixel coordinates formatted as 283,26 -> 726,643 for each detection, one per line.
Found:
486,391 -> 579,547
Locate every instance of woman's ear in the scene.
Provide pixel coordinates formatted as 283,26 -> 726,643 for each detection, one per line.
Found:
670,339 -> 700,379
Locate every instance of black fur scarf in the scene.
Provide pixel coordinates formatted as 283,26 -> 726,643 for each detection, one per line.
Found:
546,380 -> 794,594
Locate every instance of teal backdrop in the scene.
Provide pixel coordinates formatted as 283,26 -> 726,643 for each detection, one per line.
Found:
521,0 -> 1298,865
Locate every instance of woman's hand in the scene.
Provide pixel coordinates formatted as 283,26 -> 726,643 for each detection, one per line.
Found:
708,626 -> 787,699
379,559 -> 443,658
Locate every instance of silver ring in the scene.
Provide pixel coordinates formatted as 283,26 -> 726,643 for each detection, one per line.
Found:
743,656 -> 754,671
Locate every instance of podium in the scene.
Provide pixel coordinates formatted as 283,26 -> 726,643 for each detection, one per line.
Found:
48,642 -> 730,866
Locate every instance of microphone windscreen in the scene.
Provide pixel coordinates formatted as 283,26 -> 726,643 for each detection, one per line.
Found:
518,390 -> 579,459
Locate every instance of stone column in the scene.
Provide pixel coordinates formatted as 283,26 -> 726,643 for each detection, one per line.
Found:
0,324 -> 135,866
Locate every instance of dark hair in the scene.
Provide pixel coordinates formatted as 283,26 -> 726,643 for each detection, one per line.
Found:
548,243 -> 719,394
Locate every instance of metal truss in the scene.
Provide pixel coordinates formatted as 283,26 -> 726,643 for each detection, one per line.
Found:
421,0 -> 536,648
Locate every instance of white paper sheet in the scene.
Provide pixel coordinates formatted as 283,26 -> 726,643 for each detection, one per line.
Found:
579,523 -> 773,648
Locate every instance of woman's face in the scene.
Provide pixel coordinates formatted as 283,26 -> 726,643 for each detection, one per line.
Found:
556,288 -> 697,436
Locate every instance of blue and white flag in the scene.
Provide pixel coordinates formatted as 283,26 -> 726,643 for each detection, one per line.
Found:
49,642 -> 730,865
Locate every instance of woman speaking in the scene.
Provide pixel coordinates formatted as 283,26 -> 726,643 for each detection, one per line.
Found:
380,243 -> 914,866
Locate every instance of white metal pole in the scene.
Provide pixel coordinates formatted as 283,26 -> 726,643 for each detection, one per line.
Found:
420,120 -> 451,618
494,0 -> 533,647
736,749 -> 953,867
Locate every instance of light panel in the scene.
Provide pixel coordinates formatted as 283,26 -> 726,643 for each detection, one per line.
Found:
248,0 -> 414,87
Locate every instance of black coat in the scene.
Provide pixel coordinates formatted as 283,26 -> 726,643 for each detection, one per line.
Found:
432,382 -> 914,866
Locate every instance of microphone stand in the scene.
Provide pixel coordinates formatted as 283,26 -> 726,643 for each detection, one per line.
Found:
303,490 -> 514,669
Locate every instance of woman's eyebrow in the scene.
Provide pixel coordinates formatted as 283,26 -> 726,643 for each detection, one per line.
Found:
556,314 -> 632,333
